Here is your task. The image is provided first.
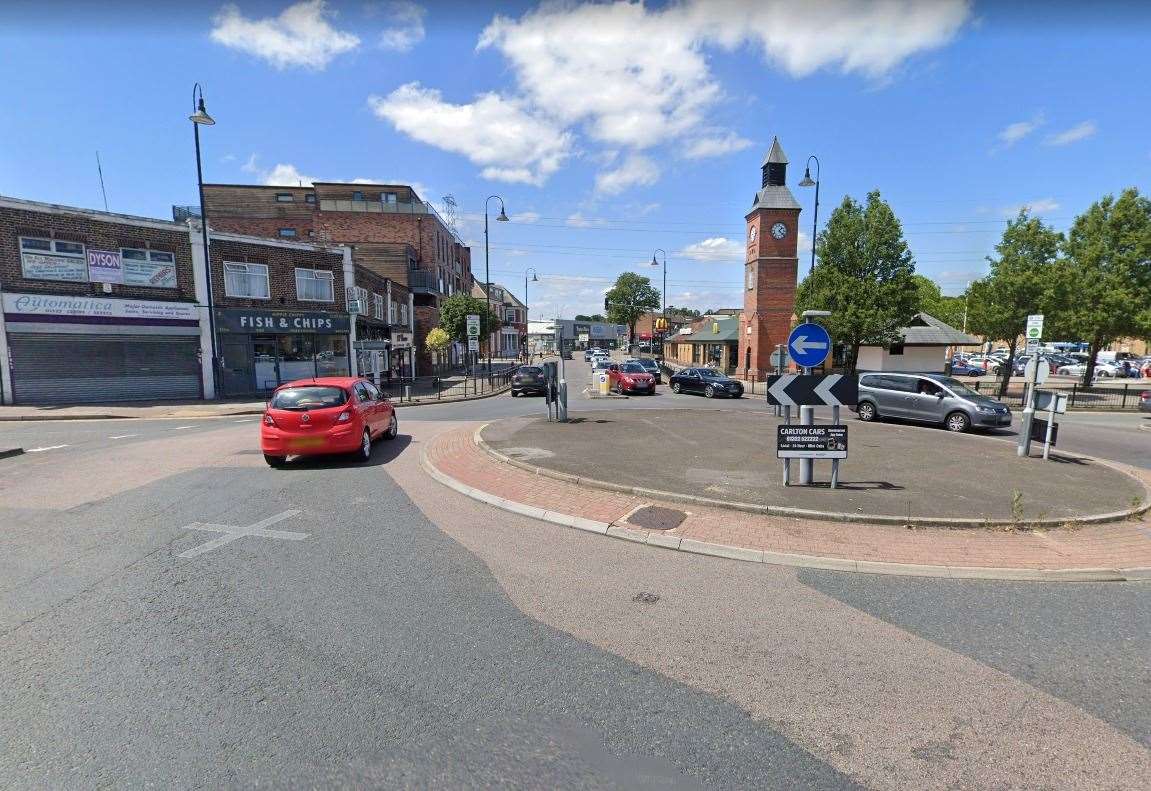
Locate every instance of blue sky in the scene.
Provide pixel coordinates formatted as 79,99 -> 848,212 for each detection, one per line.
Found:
2,1 -> 1148,318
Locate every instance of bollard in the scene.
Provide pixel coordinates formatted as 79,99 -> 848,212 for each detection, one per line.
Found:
404,385 -> 411,402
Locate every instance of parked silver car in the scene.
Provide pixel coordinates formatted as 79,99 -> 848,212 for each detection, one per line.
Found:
853,372 -> 1012,432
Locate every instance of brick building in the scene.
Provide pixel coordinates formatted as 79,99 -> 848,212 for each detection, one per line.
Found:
472,281 -> 527,358
199,182 -> 472,375
0,196 -> 207,404
738,137 -> 802,380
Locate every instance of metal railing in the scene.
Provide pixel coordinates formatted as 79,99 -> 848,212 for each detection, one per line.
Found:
407,270 -> 440,293
971,381 -> 1148,410
371,364 -> 519,404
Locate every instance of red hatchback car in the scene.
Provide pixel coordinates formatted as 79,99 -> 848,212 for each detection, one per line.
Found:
260,377 -> 397,467
608,362 -> 656,394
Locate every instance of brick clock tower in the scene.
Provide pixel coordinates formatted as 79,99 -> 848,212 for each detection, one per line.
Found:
738,136 -> 802,379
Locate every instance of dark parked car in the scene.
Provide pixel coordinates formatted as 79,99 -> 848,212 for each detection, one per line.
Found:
510,365 -> 547,397
853,372 -> 1011,432
625,357 -> 662,383
669,367 -> 743,398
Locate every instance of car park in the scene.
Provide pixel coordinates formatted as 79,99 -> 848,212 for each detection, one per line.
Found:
583,348 -> 608,362
608,362 -> 656,394
950,361 -> 986,377
260,377 -> 397,467
1140,390 -> 1151,412
1056,362 -> 1118,378
625,357 -> 663,383
510,365 -> 547,397
853,372 -> 1011,432
668,367 -> 744,398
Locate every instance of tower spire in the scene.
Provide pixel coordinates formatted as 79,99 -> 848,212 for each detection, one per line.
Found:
762,136 -> 788,187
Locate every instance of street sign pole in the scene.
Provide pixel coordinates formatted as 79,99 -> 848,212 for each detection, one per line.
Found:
799,365 -> 814,485
830,404 -> 840,489
782,405 -> 792,486
1042,397 -> 1056,460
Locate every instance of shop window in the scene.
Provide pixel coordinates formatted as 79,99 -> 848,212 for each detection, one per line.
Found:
223,261 -> 270,299
277,335 -> 316,381
19,235 -> 87,282
278,228 -> 297,238
315,335 -> 350,377
296,268 -> 334,302
275,192 -> 294,202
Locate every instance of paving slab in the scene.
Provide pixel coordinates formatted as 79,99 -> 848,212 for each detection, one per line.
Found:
481,408 -> 1147,524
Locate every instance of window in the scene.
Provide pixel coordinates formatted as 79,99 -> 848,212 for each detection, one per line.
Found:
381,192 -> 397,204
278,228 -> 297,238
295,268 -> 334,302
19,235 -> 87,282
270,386 -> 347,410
275,192 -> 294,202
120,247 -> 178,288
305,193 -> 316,204
889,343 -> 905,356
373,293 -> 385,320
352,191 -> 364,201
400,303 -> 409,325
224,262 -> 270,299
505,308 -> 518,323
917,379 -> 943,396
408,257 -> 419,271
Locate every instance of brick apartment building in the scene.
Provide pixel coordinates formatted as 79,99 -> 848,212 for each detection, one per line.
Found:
199,182 -> 473,375
472,281 -> 527,358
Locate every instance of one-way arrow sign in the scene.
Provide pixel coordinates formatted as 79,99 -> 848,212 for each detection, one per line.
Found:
766,374 -> 858,407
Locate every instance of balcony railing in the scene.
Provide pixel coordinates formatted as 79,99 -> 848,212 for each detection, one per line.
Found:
318,198 -> 463,246
408,269 -> 440,294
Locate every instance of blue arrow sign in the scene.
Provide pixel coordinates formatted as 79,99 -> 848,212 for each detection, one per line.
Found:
787,322 -> 832,369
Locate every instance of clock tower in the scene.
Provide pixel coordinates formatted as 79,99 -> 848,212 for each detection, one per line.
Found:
738,136 -> 802,379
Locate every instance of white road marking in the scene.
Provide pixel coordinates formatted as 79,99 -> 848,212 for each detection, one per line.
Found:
26,445 -> 69,453
108,434 -> 138,440
177,510 -> 309,558
172,425 -> 197,430
233,418 -> 256,423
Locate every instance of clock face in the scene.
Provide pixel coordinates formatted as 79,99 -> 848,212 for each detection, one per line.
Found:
748,225 -> 757,242
770,222 -> 787,240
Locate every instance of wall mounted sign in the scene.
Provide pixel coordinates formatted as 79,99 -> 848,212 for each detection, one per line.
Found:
215,308 -> 350,334
2,292 -> 197,322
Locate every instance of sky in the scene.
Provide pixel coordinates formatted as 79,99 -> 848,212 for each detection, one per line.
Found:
2,0 -> 1149,320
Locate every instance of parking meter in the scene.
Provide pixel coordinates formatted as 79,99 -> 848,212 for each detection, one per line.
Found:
542,361 -> 558,404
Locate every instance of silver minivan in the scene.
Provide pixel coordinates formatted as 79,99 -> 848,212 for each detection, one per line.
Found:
854,372 -> 1012,432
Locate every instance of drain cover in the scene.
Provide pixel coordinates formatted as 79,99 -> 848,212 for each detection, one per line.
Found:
627,505 -> 686,531
633,592 -> 660,604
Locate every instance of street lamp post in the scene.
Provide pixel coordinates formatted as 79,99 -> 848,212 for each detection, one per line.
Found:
523,267 -> 538,361
798,156 -> 821,276
483,195 -> 509,375
650,248 -> 666,356
190,84 -> 219,397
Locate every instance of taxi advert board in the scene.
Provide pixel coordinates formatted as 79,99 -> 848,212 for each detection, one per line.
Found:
776,425 -> 848,459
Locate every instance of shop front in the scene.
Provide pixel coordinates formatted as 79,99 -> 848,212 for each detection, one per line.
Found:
1,292 -> 203,404
216,308 -> 351,396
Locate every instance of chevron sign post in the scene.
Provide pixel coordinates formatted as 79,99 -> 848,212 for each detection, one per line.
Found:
766,374 -> 858,407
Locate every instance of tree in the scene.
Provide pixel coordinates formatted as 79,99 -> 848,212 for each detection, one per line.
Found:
965,210 -> 1064,395
912,275 -> 966,331
438,293 -> 499,342
664,306 -> 701,319
574,313 -> 606,322
795,190 -> 920,373
1056,188 -> 1151,386
605,272 -> 660,348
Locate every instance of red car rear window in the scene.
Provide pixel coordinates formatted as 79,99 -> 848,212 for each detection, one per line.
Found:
270,386 -> 348,410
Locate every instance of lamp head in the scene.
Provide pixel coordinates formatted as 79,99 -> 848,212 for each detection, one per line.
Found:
798,167 -> 815,188
189,97 -> 215,126
496,208 -> 509,222
531,273 -> 539,282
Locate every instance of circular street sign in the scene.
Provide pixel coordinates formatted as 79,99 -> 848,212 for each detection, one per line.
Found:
787,323 -> 832,368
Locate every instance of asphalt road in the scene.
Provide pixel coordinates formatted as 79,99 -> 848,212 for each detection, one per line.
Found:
1,361 -> 1149,789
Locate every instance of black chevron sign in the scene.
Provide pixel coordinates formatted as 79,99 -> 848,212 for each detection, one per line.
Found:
766,374 -> 859,407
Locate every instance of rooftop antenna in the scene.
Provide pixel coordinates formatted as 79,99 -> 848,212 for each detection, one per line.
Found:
441,193 -> 458,235
95,151 -> 109,211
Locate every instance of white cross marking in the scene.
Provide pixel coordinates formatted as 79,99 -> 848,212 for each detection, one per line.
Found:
178,510 -> 308,558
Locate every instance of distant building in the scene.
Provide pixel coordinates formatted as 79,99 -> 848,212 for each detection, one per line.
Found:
667,315 -> 740,372
857,313 -> 980,373
472,282 -> 527,358
527,319 -> 627,353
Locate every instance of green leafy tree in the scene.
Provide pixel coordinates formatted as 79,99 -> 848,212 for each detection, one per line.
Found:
912,275 -> 966,331
665,306 -> 701,319
574,313 -> 606,322
438,293 -> 499,342
1055,188 -> 1151,385
605,272 -> 661,347
965,210 -> 1064,395
796,190 -> 920,373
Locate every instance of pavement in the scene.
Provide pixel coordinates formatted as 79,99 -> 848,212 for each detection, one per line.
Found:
3,363 -> 1151,788
481,408 -> 1146,524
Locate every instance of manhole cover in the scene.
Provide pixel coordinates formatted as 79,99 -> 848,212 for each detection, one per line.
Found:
627,505 -> 686,531
633,592 -> 660,604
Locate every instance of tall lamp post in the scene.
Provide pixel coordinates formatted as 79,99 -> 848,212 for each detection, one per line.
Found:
798,155 -> 820,275
523,267 -> 538,361
650,248 -> 666,355
483,195 -> 509,374
190,84 -> 219,396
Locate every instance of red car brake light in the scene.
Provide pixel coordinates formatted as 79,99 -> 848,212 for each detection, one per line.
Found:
263,413 -> 277,427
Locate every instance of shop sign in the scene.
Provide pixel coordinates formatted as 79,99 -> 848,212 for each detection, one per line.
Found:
124,259 -> 177,288
589,324 -> 608,338
574,323 -> 590,336
2,292 -> 197,321
392,331 -> 413,350
21,252 -> 88,282
216,308 -> 350,334
87,249 -> 124,284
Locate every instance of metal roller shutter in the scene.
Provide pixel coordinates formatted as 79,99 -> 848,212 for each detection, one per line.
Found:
9,334 -> 202,404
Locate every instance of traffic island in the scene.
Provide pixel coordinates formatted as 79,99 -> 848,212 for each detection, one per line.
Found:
479,409 -> 1148,527
420,416 -> 1151,582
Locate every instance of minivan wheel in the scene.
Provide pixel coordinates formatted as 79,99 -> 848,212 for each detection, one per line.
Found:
857,401 -> 877,422
945,411 -> 971,433
357,429 -> 372,461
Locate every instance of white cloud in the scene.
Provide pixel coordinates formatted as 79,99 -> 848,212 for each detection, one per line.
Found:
513,211 -> 540,223
210,0 -> 360,70
263,163 -> 319,185
379,1 -> 425,52
241,156 -> 428,192
1045,120 -> 1097,146
679,237 -> 744,263
683,132 -> 754,159
1002,198 -> 1060,217
368,83 -> 572,185
595,154 -> 660,195
996,113 -> 1044,147
565,212 -> 605,228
